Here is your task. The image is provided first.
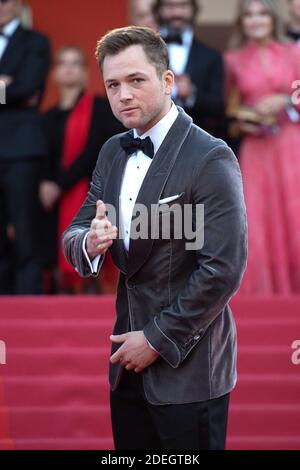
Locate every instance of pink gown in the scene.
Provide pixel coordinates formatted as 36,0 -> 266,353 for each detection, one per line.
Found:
225,41 -> 300,295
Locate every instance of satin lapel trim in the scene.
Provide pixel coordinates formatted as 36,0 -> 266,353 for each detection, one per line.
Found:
103,145 -> 128,274
127,108 -> 193,278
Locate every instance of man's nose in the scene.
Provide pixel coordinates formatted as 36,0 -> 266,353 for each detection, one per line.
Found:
119,84 -> 133,101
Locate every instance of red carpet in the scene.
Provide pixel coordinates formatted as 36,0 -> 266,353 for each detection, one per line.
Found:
0,296 -> 299,450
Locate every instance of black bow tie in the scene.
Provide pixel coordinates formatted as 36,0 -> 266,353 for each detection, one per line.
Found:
120,133 -> 154,159
164,33 -> 183,45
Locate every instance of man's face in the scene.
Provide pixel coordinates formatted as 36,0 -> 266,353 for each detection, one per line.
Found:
158,0 -> 194,31
103,44 -> 173,134
0,0 -> 20,29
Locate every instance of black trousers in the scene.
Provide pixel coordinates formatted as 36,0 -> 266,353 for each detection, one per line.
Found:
110,369 -> 230,450
0,159 -> 43,295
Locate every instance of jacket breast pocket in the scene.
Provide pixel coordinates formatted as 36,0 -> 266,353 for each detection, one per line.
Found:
158,192 -> 185,214
156,192 -> 186,240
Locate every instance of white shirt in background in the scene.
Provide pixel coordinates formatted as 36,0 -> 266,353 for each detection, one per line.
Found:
0,18 -> 20,60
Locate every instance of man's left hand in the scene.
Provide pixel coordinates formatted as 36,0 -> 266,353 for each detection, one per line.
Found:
110,331 -> 159,373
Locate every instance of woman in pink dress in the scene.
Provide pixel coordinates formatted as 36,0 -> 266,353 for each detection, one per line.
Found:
225,0 -> 300,295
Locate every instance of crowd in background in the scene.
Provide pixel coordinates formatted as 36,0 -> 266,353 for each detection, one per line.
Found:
1,0 -> 300,296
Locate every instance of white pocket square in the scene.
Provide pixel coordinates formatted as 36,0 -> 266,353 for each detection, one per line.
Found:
158,194 -> 183,204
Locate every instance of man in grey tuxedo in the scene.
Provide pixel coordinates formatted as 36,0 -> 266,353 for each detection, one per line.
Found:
62,26 -> 247,450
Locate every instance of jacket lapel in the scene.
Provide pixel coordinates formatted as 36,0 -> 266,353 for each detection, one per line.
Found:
185,38 -> 199,78
127,108 -> 193,278
0,26 -> 24,72
103,145 -> 129,274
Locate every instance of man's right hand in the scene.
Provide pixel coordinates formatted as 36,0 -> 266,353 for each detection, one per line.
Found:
86,200 -> 118,260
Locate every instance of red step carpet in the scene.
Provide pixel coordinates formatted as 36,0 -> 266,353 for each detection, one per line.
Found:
0,296 -> 299,450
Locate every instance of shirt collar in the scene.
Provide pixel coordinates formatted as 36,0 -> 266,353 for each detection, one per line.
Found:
2,18 -> 20,37
133,103 -> 179,155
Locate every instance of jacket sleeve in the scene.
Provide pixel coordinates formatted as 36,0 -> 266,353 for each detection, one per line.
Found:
61,149 -> 105,278
144,145 -> 248,368
5,34 -> 50,105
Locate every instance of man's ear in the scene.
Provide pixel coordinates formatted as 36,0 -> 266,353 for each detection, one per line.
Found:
163,70 -> 174,96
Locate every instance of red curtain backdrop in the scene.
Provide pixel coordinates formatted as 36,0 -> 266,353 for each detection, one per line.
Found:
28,0 -> 129,108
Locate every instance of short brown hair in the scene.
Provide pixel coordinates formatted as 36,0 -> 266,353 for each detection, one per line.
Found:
95,26 -> 169,77
55,46 -> 88,67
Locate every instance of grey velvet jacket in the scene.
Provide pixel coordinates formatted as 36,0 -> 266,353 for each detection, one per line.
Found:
62,107 -> 248,405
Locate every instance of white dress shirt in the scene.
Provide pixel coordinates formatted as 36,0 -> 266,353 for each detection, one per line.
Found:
83,103 -> 179,274
163,28 -> 194,76
120,103 -> 179,252
0,18 -> 20,61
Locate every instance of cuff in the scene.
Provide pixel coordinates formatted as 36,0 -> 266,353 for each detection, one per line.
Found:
143,318 -> 181,368
146,338 -> 159,354
82,232 -> 102,275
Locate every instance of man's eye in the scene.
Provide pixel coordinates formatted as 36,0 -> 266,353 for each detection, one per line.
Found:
133,78 -> 144,84
108,83 -> 118,89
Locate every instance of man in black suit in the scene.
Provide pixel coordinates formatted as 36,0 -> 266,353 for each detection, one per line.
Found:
0,0 -> 50,294
153,0 -> 225,137
62,27 -> 247,450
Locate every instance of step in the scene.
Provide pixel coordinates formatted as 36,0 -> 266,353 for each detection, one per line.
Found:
236,321 -> 300,346
0,406 -> 112,439
227,435 -> 300,450
231,296 -> 300,319
0,321 -> 114,348
0,296 -> 116,320
0,439 -> 14,450
0,437 -> 114,451
228,404 -> 300,437
2,348 -> 111,377
1,376 -> 110,406
232,374 -> 300,405
237,346 -> 298,374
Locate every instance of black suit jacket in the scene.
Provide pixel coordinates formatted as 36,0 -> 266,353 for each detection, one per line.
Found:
0,25 -> 50,159
180,37 -> 225,137
62,108 -> 247,405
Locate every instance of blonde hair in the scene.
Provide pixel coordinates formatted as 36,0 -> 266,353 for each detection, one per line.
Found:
228,0 -> 287,49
